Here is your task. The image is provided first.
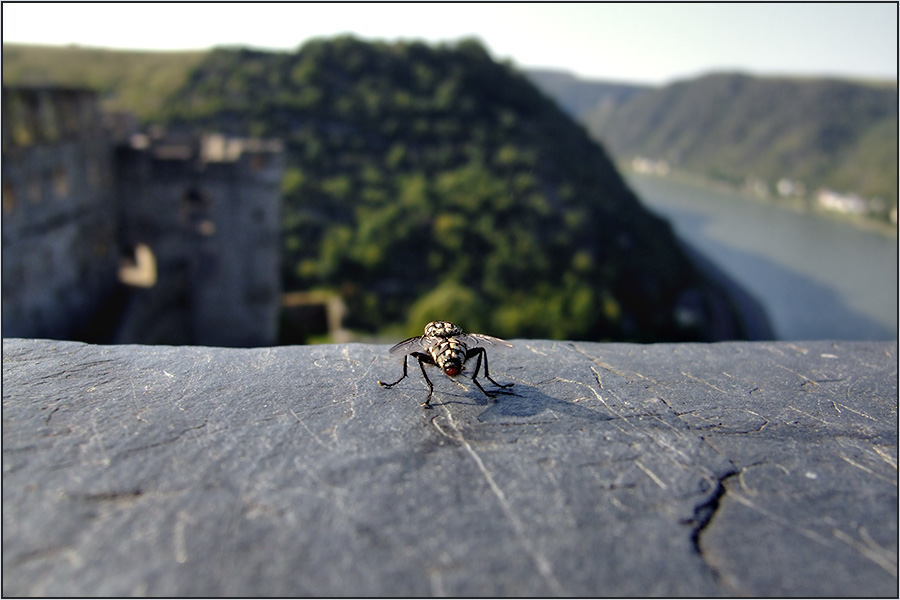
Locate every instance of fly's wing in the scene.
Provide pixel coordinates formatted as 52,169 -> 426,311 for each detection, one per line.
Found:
461,333 -> 514,349
388,335 -> 430,355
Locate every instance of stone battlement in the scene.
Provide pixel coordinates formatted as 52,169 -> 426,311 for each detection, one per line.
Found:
3,338 -> 896,596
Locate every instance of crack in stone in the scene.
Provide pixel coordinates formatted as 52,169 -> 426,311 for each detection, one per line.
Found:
653,391 -> 744,589
687,467 -> 739,585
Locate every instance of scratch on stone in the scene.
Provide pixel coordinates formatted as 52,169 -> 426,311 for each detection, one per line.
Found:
775,364 -> 818,389
570,343 -> 656,383
533,369 -> 614,421
681,372 -> 727,394
88,415 -> 112,467
341,346 -> 360,368
635,460 -> 668,489
608,495 -> 628,511
729,491 -> 834,548
832,526 -> 897,577
584,367 -> 629,434
173,510 -> 191,563
644,415 -> 696,464
44,405 -> 61,425
13,545 -> 84,569
839,454 -> 897,485
130,379 -> 148,423
786,405 -> 830,425
289,407 -> 329,448
428,569 -> 446,597
176,355 -> 207,408
833,401 -> 878,422
872,446 -> 897,470
430,415 -> 456,441
737,462 -> 789,495
737,469 -> 757,495
440,407 -> 565,596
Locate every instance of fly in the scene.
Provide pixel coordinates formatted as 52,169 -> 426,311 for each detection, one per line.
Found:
378,320 -> 514,408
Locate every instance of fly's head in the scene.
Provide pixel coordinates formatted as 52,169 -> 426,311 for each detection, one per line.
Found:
442,357 -> 463,377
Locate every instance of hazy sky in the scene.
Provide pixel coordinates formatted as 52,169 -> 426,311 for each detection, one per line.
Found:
2,3 -> 897,84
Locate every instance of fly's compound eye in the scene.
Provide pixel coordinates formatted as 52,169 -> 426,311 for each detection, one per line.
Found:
443,364 -> 460,377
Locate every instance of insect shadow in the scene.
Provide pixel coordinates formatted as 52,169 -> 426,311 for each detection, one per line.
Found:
438,383 -> 611,424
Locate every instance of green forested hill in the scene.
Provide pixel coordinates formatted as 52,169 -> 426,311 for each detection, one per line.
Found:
529,70 -> 898,219
2,43 -> 205,119
3,40 -> 744,341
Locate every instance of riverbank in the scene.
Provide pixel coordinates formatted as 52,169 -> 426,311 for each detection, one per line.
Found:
624,167 -> 897,238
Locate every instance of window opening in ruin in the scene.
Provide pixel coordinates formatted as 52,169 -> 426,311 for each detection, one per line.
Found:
27,177 -> 42,204
182,187 -> 216,235
7,94 -> 34,146
87,158 -> 102,190
41,249 -> 54,273
94,241 -> 109,258
53,167 -> 69,200
38,94 -> 60,143
3,183 -> 16,214
119,243 -> 157,288
250,154 -> 268,171
182,187 -> 209,211
58,96 -> 80,138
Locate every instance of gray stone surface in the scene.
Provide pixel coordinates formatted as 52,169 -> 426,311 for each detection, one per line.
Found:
2,338 -> 897,596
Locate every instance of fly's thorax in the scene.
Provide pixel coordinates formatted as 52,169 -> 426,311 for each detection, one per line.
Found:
430,337 -> 468,376
424,321 -> 464,338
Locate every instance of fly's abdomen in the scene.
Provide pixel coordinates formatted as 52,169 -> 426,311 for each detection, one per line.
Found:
432,338 -> 467,376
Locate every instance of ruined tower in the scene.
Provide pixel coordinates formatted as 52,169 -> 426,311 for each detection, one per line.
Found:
1,87 -> 119,340
114,133 -> 284,347
2,86 -> 285,347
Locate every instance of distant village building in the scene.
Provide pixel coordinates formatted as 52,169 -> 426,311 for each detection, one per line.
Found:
743,176 -> 770,199
2,86 -> 285,347
813,187 -> 895,223
776,178 -> 806,198
630,156 -> 669,176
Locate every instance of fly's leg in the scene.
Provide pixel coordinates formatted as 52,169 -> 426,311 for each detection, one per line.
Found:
378,354 -> 411,388
413,352 -> 436,408
467,347 -> 514,399
379,352 -> 436,408
472,347 -> 514,389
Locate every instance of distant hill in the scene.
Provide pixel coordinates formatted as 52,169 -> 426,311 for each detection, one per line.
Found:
527,69 -> 898,222
2,40 -> 749,342
525,69 -> 648,122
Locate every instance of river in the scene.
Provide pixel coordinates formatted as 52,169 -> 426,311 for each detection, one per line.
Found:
626,174 -> 898,341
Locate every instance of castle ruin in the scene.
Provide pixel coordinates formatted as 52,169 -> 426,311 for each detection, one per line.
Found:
2,86 -> 285,347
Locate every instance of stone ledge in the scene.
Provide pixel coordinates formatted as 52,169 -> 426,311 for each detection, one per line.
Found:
2,338 -> 897,596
